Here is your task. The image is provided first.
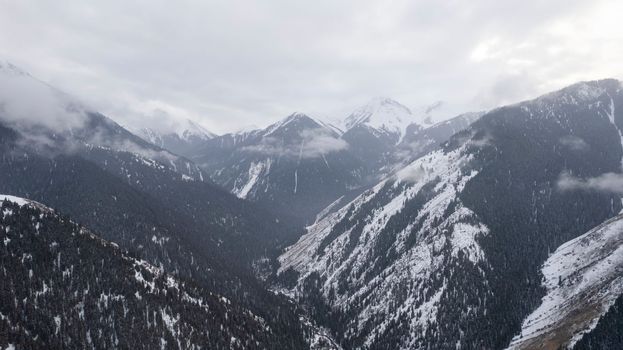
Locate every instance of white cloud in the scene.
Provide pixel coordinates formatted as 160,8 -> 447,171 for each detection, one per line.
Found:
0,63 -> 86,132
557,171 -> 623,194
242,128 -> 348,158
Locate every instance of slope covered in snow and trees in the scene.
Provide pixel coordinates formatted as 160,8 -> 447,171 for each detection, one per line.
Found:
5,57 -> 623,349
277,79 -> 623,349
0,195 -> 300,349
508,214 -> 623,349
0,63 -> 310,348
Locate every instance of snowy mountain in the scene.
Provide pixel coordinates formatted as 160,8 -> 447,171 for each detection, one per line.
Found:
191,112 -> 366,223
0,62 -> 205,182
0,64 -> 311,347
11,59 -> 623,349
134,118 -> 216,158
343,97 -> 418,141
342,98 -> 482,176
187,103 -> 479,224
276,79 -> 623,349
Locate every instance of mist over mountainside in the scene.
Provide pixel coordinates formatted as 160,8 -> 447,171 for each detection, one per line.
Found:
0,64 -> 313,348
133,118 -> 216,158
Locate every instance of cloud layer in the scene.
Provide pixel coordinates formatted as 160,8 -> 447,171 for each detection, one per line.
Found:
1,1 -> 622,133
557,171 -> 623,194
242,128 -> 348,159
0,63 -> 86,132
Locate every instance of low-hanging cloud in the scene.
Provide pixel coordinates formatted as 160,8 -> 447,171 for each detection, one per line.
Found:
559,135 -> 589,151
242,128 -> 348,159
557,171 -> 623,194
0,63 -> 86,132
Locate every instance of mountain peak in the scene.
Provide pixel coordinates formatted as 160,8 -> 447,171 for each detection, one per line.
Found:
264,112 -> 323,136
178,118 -> 216,140
344,97 -> 416,139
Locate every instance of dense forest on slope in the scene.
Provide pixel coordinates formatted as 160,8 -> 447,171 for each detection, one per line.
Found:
0,198 -> 306,349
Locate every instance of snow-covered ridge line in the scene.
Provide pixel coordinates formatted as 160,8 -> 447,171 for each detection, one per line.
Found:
0,194 -> 55,214
134,119 -> 216,144
507,214 -> 623,349
0,195 -> 30,207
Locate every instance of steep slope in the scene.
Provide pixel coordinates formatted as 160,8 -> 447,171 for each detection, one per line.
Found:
0,195 -> 299,349
507,214 -> 623,349
193,113 -> 366,223
277,79 -> 623,349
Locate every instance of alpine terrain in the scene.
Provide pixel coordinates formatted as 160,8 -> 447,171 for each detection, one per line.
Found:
277,79 -> 623,349
2,65 -> 623,350
184,99 -> 479,224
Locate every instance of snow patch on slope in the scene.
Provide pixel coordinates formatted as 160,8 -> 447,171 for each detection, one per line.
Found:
0,195 -> 29,207
279,143 -> 489,347
233,159 -> 271,199
507,214 -> 623,349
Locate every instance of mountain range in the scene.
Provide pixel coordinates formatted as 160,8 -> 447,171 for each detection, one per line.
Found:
160,98 -> 480,224
2,61 -> 623,349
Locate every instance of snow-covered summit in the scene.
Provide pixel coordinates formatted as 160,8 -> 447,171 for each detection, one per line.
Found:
178,119 -> 216,140
344,97 -> 417,139
263,112 -> 339,137
136,118 -> 216,146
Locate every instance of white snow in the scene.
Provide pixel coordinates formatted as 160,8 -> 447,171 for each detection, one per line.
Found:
0,195 -> 29,206
233,159 -> 271,199
135,118 -> 216,145
264,112 -> 320,136
343,97 -> 418,141
293,169 -> 298,194
54,315 -> 61,335
507,214 -> 623,349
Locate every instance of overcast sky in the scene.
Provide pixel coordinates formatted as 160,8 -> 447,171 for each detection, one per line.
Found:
1,0 -> 622,134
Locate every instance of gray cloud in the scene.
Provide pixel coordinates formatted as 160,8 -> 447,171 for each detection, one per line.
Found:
557,171 -> 623,194
242,128 -> 348,159
559,135 -> 589,151
0,63 -> 86,132
1,1 -> 622,134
